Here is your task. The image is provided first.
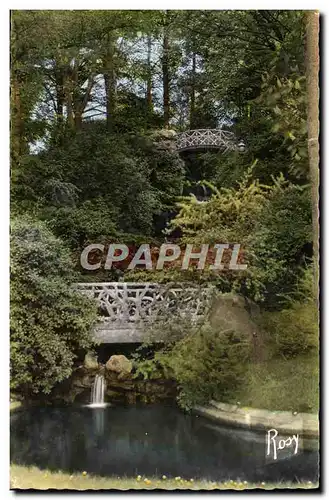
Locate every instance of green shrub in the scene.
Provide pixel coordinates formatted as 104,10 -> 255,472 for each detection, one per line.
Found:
229,354 -> 319,413
170,169 -> 312,307
261,266 -> 318,358
41,199 -> 118,248
12,125 -> 185,242
10,217 -> 98,396
132,356 -> 173,381
159,323 -> 252,410
246,183 -> 312,308
262,301 -> 318,359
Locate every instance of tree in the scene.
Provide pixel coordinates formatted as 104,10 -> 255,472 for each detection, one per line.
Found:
305,11 -> 320,304
10,218 -> 98,396
10,9 -> 315,296
11,123 -> 185,244
146,35 -> 153,113
179,11 -> 309,183
171,170 -> 312,307
162,15 -> 170,128
10,11 -> 49,161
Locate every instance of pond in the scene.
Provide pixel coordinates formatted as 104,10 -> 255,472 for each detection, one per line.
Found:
10,405 -> 318,483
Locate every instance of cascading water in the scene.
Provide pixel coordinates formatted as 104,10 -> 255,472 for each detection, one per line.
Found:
89,374 -> 107,408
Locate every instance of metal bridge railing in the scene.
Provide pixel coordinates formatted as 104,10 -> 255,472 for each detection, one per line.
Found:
176,129 -> 240,153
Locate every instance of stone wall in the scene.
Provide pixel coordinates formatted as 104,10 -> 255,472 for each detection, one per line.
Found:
192,400 -> 319,452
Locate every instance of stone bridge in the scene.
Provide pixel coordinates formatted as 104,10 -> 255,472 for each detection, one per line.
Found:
76,282 -> 214,343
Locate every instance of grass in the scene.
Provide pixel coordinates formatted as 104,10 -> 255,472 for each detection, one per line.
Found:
10,465 -> 318,491
227,353 -> 318,413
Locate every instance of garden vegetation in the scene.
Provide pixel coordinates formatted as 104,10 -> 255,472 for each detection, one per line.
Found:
11,10 -> 318,412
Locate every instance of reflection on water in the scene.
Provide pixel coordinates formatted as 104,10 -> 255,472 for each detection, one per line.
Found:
92,408 -> 105,436
10,405 -> 319,483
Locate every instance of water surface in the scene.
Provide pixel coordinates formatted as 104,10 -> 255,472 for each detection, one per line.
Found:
10,405 -> 318,483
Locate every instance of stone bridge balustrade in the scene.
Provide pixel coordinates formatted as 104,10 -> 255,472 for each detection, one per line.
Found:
75,282 -> 215,343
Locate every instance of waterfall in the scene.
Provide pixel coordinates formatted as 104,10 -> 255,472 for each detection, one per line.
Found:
89,374 -> 106,408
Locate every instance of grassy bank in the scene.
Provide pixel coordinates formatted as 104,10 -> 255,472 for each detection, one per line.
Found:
10,465 -> 317,490
227,354 -> 319,413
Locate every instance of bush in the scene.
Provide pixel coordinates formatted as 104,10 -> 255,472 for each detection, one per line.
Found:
226,267 -> 319,412
260,266 -> 318,358
132,355 -> 173,381
158,323 -> 252,410
10,217 -> 98,396
246,182 -> 312,307
41,199 -> 118,248
12,124 -> 185,241
171,168 -> 312,307
261,301 -> 318,359
229,354 -> 319,413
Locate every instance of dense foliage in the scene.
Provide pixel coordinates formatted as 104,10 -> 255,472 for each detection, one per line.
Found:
10,218 -> 97,395
261,267 -> 318,358
160,324 -> 252,409
12,125 -> 185,246
168,170 -> 312,307
10,10 -> 318,403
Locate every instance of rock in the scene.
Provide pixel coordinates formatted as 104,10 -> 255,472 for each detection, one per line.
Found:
105,355 -> 133,377
126,392 -> 137,404
83,352 -> 99,370
52,359 -> 176,406
105,369 -> 133,387
209,293 -> 266,362
72,373 -> 94,388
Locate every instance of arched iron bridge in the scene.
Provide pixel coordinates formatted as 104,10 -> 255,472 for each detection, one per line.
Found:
176,129 -> 245,153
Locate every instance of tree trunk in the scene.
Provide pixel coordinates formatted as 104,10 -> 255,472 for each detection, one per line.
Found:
104,34 -> 116,132
146,35 -> 153,114
162,25 -> 170,128
55,69 -> 65,124
74,75 -> 95,131
74,111 -> 83,130
65,77 -> 74,129
50,69 -> 66,143
71,60 -> 83,130
305,11 -> 320,304
11,73 -> 25,160
190,51 -> 196,129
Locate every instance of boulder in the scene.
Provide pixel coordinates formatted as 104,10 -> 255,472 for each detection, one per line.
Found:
209,293 -> 265,361
209,293 -> 258,336
83,352 -> 99,370
105,355 -> 133,378
72,373 -> 94,388
106,370 -> 134,387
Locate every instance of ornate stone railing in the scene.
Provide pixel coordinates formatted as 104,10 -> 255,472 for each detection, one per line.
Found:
76,282 -> 214,326
76,282 -> 214,342
176,129 -> 238,153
